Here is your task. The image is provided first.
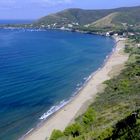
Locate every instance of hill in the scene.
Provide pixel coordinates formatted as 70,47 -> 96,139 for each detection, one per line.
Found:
88,12 -> 119,28
88,6 -> 140,31
33,6 -> 140,30
33,8 -> 112,28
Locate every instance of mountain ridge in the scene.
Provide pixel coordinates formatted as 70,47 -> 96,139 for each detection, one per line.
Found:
33,5 -> 140,30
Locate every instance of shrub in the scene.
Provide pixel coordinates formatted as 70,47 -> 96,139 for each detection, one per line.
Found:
50,130 -> 64,140
64,123 -> 83,137
82,107 -> 96,125
97,127 -> 113,140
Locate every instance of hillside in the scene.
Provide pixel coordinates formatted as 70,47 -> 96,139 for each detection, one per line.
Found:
88,6 -> 140,30
33,8 -> 112,28
88,12 -> 119,28
33,6 -> 140,30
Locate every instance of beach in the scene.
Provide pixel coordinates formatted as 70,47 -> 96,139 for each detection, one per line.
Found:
24,36 -> 129,140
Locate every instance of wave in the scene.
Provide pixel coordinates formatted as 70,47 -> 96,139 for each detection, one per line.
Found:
19,100 -> 70,139
39,100 -> 70,120
18,128 -> 34,140
39,37 -> 117,122
19,68 -> 104,140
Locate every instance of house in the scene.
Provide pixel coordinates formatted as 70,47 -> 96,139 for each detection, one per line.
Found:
68,24 -> 73,28
106,32 -> 110,36
114,33 -> 118,36
128,32 -> 135,36
137,44 -> 140,47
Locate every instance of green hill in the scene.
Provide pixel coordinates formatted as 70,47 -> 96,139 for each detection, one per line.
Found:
33,8 -> 112,28
34,6 -> 140,29
88,12 -> 119,28
88,6 -> 140,30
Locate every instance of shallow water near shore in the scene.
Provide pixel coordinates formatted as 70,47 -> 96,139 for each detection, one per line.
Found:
0,29 -> 115,140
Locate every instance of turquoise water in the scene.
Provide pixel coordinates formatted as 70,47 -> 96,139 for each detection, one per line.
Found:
0,29 -> 115,140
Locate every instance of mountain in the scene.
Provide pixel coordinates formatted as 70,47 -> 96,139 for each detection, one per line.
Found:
33,8 -> 113,28
33,6 -> 140,30
88,12 -> 119,28
88,6 -> 140,30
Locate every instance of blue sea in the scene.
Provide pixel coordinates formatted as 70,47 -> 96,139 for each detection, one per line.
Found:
0,20 -> 33,24
0,28 -> 115,140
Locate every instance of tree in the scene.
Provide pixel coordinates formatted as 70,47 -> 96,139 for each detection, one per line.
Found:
82,107 -> 96,125
64,123 -> 83,137
50,130 -> 64,140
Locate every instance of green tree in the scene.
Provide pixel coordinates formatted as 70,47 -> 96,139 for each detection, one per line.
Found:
82,107 -> 96,125
64,123 -> 83,137
50,130 -> 64,140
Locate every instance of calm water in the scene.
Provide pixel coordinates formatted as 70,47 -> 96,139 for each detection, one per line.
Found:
0,20 -> 33,24
0,28 -> 115,140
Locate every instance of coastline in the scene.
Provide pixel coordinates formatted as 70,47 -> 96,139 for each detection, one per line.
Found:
23,36 -> 129,140
0,27 -> 106,37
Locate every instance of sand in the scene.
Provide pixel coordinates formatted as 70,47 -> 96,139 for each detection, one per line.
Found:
24,36 -> 129,140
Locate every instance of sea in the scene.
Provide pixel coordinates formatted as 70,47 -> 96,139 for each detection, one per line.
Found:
0,20 -> 115,140
0,20 -> 33,24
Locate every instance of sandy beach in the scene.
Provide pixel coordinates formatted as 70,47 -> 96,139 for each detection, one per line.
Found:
24,36 -> 129,140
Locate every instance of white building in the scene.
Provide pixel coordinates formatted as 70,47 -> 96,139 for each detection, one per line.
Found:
106,32 -> 110,36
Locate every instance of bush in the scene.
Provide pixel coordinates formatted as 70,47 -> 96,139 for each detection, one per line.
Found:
64,123 -> 83,137
82,107 -> 96,125
97,127 -> 113,140
50,130 -> 64,140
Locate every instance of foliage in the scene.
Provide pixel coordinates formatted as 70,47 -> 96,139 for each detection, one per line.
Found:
82,107 -> 96,126
50,130 -> 64,140
34,6 -> 140,29
64,123 -> 83,137
108,110 -> 140,140
97,127 -> 113,140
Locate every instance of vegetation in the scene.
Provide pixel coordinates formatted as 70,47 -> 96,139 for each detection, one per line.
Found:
49,35 -> 140,140
34,8 -> 112,27
33,6 -> 140,31
50,130 -> 64,140
64,123 -> 83,137
82,107 -> 96,126
1,6 -> 140,34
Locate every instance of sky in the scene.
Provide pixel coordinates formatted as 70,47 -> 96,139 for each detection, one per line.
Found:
0,0 -> 140,20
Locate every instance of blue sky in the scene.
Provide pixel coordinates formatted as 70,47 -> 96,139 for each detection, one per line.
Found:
0,0 -> 140,19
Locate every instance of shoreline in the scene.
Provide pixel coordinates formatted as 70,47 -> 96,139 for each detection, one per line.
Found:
19,37 -> 116,139
19,40 -> 115,140
0,27 -> 108,37
22,36 -> 128,140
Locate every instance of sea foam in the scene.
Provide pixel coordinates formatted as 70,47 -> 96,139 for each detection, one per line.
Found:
39,100 -> 70,120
